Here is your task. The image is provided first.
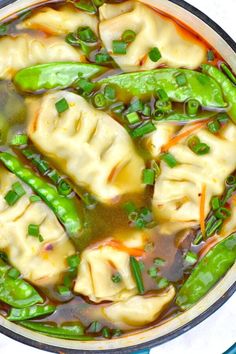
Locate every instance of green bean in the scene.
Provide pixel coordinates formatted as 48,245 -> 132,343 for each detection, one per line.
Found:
99,68 -> 226,108
7,305 -> 56,321
176,232 -> 236,310
0,259 -> 43,308
14,62 -> 106,93
19,321 -> 93,340
130,256 -> 145,294
202,64 -> 236,123
0,152 -> 82,236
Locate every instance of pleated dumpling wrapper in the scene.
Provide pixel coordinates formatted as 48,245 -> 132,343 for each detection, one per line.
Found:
153,122 -> 236,235
18,4 -> 98,36
27,91 -> 144,204
0,167 -> 75,285
0,34 -> 83,79
99,1 -> 206,72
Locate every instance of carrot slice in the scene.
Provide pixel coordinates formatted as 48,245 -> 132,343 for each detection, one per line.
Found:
106,240 -> 144,257
161,120 -> 210,152
199,183 -> 206,237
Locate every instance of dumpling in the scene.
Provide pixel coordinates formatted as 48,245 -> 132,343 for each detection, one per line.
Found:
102,286 -> 175,329
0,167 -> 75,285
74,230 -> 148,302
0,34 -> 83,79
153,122 -> 236,234
18,5 -> 98,35
99,1 -> 206,72
27,91 -> 144,203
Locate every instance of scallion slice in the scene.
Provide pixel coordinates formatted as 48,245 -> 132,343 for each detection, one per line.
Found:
55,98 -> 69,114
207,120 -> 221,134
8,268 -> 20,279
57,285 -> 71,296
4,190 -> 20,206
122,29 -> 136,43
28,224 -> 40,237
184,251 -> 197,265
153,257 -> 165,266
30,195 -> 41,203
111,272 -> 122,283
160,153 -> 178,168
77,26 -> 97,43
122,201 -> 136,214
157,88 -> 169,102
102,327 -> 111,338
58,180 -> 72,196
130,256 -> 144,294
156,276 -> 169,289
215,207 -> 231,220
191,142 -> 210,155
95,52 -> 111,64
0,23 -> 8,36
131,121 -> 156,138
211,196 -> 221,210
207,50 -> 215,62
142,168 -> 155,185
93,93 -> 107,108
148,266 -> 158,278
74,0 -> 96,13
148,47 -> 161,62
11,134 -> 28,146
175,72 -> 187,86
112,40 -> 127,55
226,175 -> 236,186
76,78 -> 95,94
67,254 -> 80,268
126,112 -> 141,125
12,182 -> 26,197
65,33 -> 79,46
186,99 -> 199,116
104,85 -> 116,100
142,104 -> 151,117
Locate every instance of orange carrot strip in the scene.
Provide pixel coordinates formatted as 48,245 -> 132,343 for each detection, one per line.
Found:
106,240 -> 144,257
199,183 -> 206,237
161,120 -> 210,152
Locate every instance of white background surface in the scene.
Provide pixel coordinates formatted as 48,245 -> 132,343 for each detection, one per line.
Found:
0,0 -> 235,353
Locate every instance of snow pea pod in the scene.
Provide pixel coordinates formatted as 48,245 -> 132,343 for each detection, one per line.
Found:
19,321 -> 94,340
202,64 -> 236,123
14,62 -> 106,92
7,304 -> 56,321
0,259 -> 43,308
176,233 -> 236,310
0,152 -> 82,236
99,68 -> 226,108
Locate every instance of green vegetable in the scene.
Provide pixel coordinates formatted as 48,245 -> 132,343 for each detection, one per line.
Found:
207,120 -> 221,134
77,78 -> 95,94
14,62 -> 106,92
67,254 -> 80,268
0,152 -> 82,236
104,85 -> 116,100
184,251 -> 198,265
11,134 -> 28,146
126,112 -> 141,124
99,68 -> 226,108
112,40 -> 127,55
7,268 -> 20,279
88,321 -> 102,333
160,153 -> 178,168
156,277 -> 169,289
130,121 -> 156,138
148,47 -> 161,62
0,259 -> 43,308
153,257 -> 165,266
93,93 -> 107,108
148,266 -> 158,278
95,52 -> 112,64
4,190 -> 21,206
122,29 -> 136,43
102,327 -> 111,338
202,64 -> 236,122
175,72 -> 187,86
28,224 -> 40,237
57,285 -> 71,296
207,50 -> 215,62
19,321 -> 93,340
0,23 -> 8,36
73,0 -> 96,13
190,142 -> 210,155
55,98 -> 69,114
186,99 -> 199,116
226,175 -> 236,186
7,305 -> 56,321
214,207 -> 231,220
142,168 -> 155,185
211,196 -> 221,210
130,256 -> 145,294
111,272 -> 122,283
58,180 -> 72,196
220,63 -> 236,85
176,233 -> 236,310
77,26 -> 97,43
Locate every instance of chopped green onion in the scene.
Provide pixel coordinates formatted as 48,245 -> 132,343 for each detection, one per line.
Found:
215,207 -> 231,220
142,104 -> 151,116
211,196 -> 221,210
188,135 -> 200,150
111,272 -> 122,283
67,254 -> 80,268
93,93 -> 107,108
220,63 -> 236,85
186,99 -> 199,116
111,102 -> 125,114
63,274 -> 74,288
57,285 -> 71,296
123,201 -> 136,214
221,186 -> 236,205
226,175 -> 236,186
28,224 -> 39,237
8,268 -> 20,279
104,85 -> 116,100
112,328 -> 123,337
190,142 -> 210,155
38,234 -> 44,243
207,50 -> 215,62
206,219 -> 223,238
0,23 -> 8,36
148,47 -> 161,62
122,29 -> 136,43
58,180 -> 72,196
30,195 -> 41,203
102,327 -> 111,338
95,52 -> 111,64
217,112 -> 229,124
160,153 -> 178,168
157,88 -> 169,102
4,190 -> 20,206
82,193 -> 97,209
155,100 -> 172,113
207,120 -> 221,134
184,251 -> 197,265
76,78 -> 95,94
142,168 -> 155,185
18,9 -> 32,20
156,276 -> 169,289
130,256 -> 145,294
12,182 -> 26,197
148,266 -> 158,278
77,26 -> 97,43
47,170 -> 61,184
88,321 -> 102,333
74,0 -> 96,13
175,72 -> 187,86
65,33 -> 79,46
11,134 -> 28,146
112,40 -> 127,55
153,257 -> 165,267
128,98 -> 143,113
126,112 -> 141,125
33,156 -> 50,174
55,98 -> 69,114
131,121 -> 156,138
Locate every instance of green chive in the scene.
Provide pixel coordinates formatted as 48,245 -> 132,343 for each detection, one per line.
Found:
207,50 -> 215,62
111,102 -> 125,114
48,170 -> 61,184
102,327 -> 111,338
155,100 -> 172,113
112,328 -> 123,337
28,224 -> 39,237
55,98 -> 69,114
142,168 -> 155,185
77,26 -> 97,43
65,33 -> 79,46
130,256 -> 145,294
157,88 -> 169,102
153,257 -> 165,267
88,321 -> 102,333
123,201 -> 136,214
226,175 -> 236,186
67,254 -> 80,268
30,195 -> 41,203
76,79 -> 95,94
184,251 -> 197,265
206,219 -> 223,238
217,112 -> 229,124
63,274 -> 74,288
188,135 -> 200,149
4,190 -> 20,206
138,261 -> 145,271
122,29 -> 136,43
148,266 -> 158,278
11,134 -> 28,146
126,112 -> 141,125
111,272 -> 122,283
58,180 -> 72,196
57,285 -> 71,296
112,40 -> 127,55
207,120 -> 221,134
156,277 -> 169,289
191,142 -> 210,155
93,93 -> 106,108
127,98 -> 144,113
12,182 -> 26,197
186,99 -> 199,116
215,207 -> 231,220
74,0 -> 96,13
148,47 -> 161,62
33,156 -> 50,174
95,52 -> 111,64
142,104 -> 151,116
220,63 -> 236,85
0,23 -> 8,36
211,196 -> 221,210
104,85 -> 116,100
131,121 -> 156,138
160,153 -> 178,168
175,72 -> 187,86
8,268 -> 20,279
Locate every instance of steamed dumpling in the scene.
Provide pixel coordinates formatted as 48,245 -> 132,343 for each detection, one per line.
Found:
99,1 -> 206,72
0,167 -> 75,285
0,34 -> 83,79
18,5 -> 98,35
153,122 -> 236,234
27,91 -> 144,203
102,286 -> 175,329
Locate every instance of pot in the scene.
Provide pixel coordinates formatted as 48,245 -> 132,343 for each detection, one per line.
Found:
0,1 -> 235,353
